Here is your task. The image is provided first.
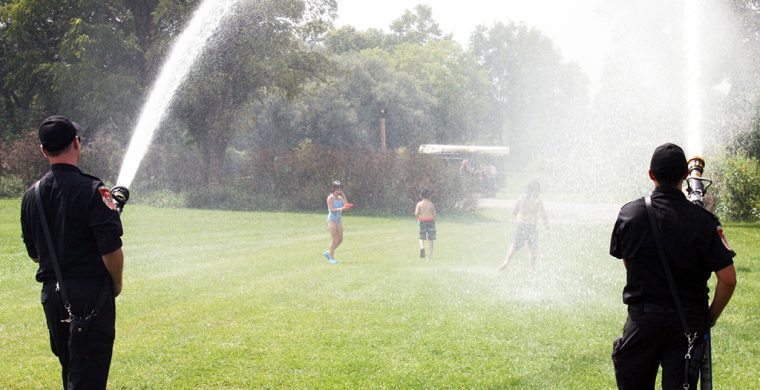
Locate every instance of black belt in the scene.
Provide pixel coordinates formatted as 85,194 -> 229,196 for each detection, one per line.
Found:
629,303 -> 683,313
42,277 -> 106,286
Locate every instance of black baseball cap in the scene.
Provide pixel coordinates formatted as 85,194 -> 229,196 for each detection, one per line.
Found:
38,115 -> 80,152
650,143 -> 687,179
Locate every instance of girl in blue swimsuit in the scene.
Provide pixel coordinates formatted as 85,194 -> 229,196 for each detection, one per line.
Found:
324,181 -> 349,263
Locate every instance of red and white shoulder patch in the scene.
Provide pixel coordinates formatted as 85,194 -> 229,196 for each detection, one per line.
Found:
717,226 -> 733,251
98,186 -> 118,211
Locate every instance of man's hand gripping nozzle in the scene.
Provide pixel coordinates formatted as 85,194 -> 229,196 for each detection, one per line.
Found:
111,186 -> 130,214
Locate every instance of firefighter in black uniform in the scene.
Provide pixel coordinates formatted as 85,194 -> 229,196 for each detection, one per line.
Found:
609,143 -> 736,389
20,116 -> 124,389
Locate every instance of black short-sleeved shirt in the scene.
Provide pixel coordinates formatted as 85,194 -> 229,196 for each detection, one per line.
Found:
610,186 -> 735,311
21,164 -> 123,283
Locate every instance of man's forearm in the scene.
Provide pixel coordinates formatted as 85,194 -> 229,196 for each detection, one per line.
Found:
709,281 -> 735,326
709,265 -> 737,327
102,248 -> 124,297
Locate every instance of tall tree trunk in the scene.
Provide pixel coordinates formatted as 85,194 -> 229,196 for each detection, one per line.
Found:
201,135 -> 226,187
125,0 -> 159,83
201,122 -> 236,187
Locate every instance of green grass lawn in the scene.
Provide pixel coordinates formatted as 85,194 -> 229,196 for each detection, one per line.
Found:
1,198 -> 758,389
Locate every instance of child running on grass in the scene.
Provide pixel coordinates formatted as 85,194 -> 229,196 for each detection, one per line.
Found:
415,189 -> 436,258
498,180 -> 548,271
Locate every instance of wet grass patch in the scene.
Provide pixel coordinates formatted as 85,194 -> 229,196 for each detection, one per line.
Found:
1,198 -> 758,388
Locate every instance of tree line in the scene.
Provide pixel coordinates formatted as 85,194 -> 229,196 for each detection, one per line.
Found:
0,1 -> 587,183
1,0 -> 760,218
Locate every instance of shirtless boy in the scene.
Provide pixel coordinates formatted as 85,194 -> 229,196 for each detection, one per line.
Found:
498,181 -> 548,271
415,189 -> 437,258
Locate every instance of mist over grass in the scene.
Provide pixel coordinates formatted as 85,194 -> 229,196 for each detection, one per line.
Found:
1,199 -> 758,388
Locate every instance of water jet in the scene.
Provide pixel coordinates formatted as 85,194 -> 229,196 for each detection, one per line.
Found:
115,0 -> 240,190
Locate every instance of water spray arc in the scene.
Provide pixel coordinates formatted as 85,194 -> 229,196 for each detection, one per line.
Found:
115,0 -> 240,189
684,0 -> 703,156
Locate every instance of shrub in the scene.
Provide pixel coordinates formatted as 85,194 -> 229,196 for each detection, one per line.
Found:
1,130 -> 48,186
182,139 -> 474,215
186,182 -> 256,211
79,131 -> 123,184
711,153 -> 760,222
0,175 -> 25,198
1,129 -> 123,189
398,150 -> 474,213
130,136 -> 204,193
186,142 -> 474,215
1,130 -> 474,215
131,189 -> 187,209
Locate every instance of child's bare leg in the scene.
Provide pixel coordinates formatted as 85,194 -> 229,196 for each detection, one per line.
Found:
499,244 -> 516,271
328,222 -> 342,259
428,240 -> 434,258
529,245 -> 539,270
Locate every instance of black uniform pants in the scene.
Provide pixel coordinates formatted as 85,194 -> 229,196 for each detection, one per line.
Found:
612,305 -> 706,390
41,279 -> 115,390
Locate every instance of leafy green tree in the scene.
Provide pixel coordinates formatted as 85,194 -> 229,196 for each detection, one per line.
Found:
389,4 -> 445,45
280,7 -> 491,151
0,0 -> 199,137
713,152 -> 760,221
470,22 -> 588,163
324,25 -> 388,54
311,49 -> 436,148
249,10 -> 498,152
248,48 -> 435,150
326,5 -> 446,53
734,118 -> 760,158
169,0 -> 336,185
0,9 -> 12,135
391,40 -> 492,144
0,0 -> 74,133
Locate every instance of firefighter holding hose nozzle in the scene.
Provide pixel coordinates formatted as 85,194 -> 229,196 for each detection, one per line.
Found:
20,116 -> 128,388
609,143 -> 737,389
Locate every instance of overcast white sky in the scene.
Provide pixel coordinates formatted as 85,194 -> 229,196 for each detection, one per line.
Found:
335,0 -> 612,86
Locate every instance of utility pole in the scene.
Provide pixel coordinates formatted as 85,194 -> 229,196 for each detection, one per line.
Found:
380,108 -> 387,153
